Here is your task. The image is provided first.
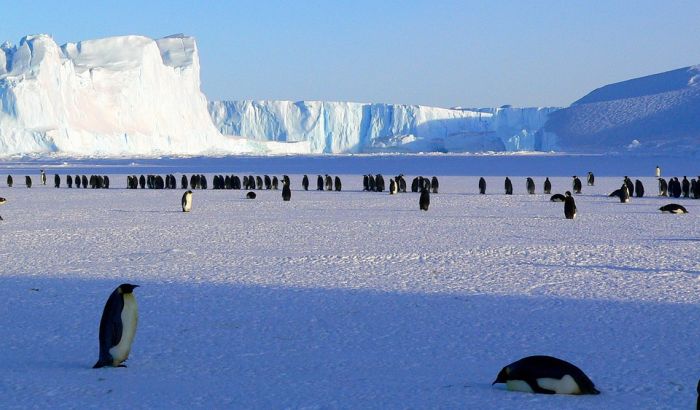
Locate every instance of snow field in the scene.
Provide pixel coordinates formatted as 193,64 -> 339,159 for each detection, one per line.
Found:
0,170 -> 698,408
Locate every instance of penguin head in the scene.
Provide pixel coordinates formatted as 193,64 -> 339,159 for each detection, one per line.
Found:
565,191 -> 572,196
492,366 -> 510,385
118,284 -> 139,294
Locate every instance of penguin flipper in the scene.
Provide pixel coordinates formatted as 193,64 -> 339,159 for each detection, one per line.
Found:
528,379 -> 556,394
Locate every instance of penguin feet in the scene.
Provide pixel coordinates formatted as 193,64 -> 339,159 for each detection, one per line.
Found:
117,364 -> 127,368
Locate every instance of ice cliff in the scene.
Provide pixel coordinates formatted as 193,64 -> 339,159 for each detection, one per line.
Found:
209,100 -> 559,154
0,34 -> 268,156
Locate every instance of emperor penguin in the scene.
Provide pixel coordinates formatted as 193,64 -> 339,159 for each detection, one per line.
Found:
620,184 -> 630,203
6,175 -> 13,187
375,174 -> 385,192
624,177 -> 634,197
93,284 -> 139,368
54,174 -> 60,188
181,175 -> 188,190
682,176 -> 690,198
362,175 -> 369,191
25,176 -> 32,188
493,355 -> 600,395
264,175 -> 272,190
246,191 -> 257,199
76,175 -> 82,188
334,176 -> 342,192
659,204 -> 688,214
504,177 -> 513,195
658,178 -> 667,196
635,179 -> 644,197
479,177 -> 486,194
272,176 -> 279,190
431,176 -> 439,194
282,181 -> 291,201
317,175 -> 324,191
302,175 -> 309,191
40,169 -> 46,185
655,165 -> 661,178
419,188 -> 430,211
67,174 -> 73,188
181,190 -> 193,212
81,175 -> 88,189
572,176 -> 582,194
550,193 -> 566,202
543,177 -> 551,194
587,171 -> 594,186
0,196 -> 6,220
389,178 -> 397,195
411,177 -> 419,193
398,175 -> 407,193
325,175 -> 333,191
526,177 -> 535,194
564,191 -> 577,219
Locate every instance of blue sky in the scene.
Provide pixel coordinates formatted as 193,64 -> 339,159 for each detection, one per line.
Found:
3,1 -> 699,107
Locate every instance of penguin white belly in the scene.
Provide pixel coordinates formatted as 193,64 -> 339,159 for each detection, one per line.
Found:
537,375 -> 581,394
109,294 -> 138,365
183,198 -> 192,212
506,380 -> 534,393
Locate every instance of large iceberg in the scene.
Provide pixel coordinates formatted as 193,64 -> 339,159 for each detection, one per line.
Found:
0,34 -> 275,157
209,100 -> 559,154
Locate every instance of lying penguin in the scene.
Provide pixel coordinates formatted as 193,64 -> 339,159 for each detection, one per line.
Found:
493,355 -> 600,395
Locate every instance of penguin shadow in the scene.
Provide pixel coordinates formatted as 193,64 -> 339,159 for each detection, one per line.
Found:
109,209 -> 182,214
525,262 -> 700,276
650,238 -> 700,243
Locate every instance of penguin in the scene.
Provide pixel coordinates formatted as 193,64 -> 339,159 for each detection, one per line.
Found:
564,191 -> 577,219
572,176 -> 582,194
504,177 -> 513,195
104,176 -> 110,189
543,177 -> 551,194
181,175 -> 188,190
431,176 -> 439,194
334,176 -> 342,192
398,176 -> 407,193
419,188 -> 430,211
620,184 -> 630,203
272,176 -> 279,190
67,174 -> 73,188
302,175 -> 309,191
181,190 -> 193,212
389,178 -> 397,195
608,188 -> 623,198
376,174 -> 385,192
233,175 -> 241,190
655,165 -> 661,178
411,177 -> 419,193
317,175 -> 324,191
89,175 -> 97,189
682,177 -> 690,198
283,175 -> 290,187
25,176 -> 32,188
190,174 -> 198,190
659,204 -> 688,214
212,175 -> 220,190
479,177 -> 486,195
155,175 -> 165,190
693,178 -> 700,199
550,193 -> 566,202
282,181 -> 291,201
492,355 -> 599,395
0,196 -> 6,220
672,177 -> 682,198
200,175 -> 208,190
75,175 -> 82,188
246,191 -> 256,199
40,169 -> 46,185
658,178 -> 668,196
263,175 -> 271,190
526,177 -> 535,194
6,175 -> 13,187
54,174 -> 60,188
587,171 -> 594,186
362,175 -> 369,191
81,175 -> 88,189
325,175 -> 332,191
93,284 -> 139,368
635,179 -> 644,197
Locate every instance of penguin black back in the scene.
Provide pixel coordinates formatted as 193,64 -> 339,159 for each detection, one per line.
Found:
246,191 -> 257,199
493,355 -> 599,395
526,177 -> 535,194
25,176 -> 32,188
6,175 -> 13,187
543,177 -> 551,194
54,174 -> 60,188
317,175 -> 324,191
282,182 -> 291,201
659,204 -> 688,214
431,176 -> 439,194
334,176 -> 342,192
94,284 -> 139,368
66,174 -> 73,188
302,175 -> 309,191
572,176 -> 582,194
564,191 -> 577,219
504,177 -> 513,195
419,189 -> 430,211
479,177 -> 486,194
635,179 -> 644,198
587,172 -> 594,186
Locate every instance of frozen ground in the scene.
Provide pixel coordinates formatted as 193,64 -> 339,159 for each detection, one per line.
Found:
0,155 -> 699,409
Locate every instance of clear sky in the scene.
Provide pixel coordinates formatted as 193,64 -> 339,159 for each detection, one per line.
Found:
3,1 -> 699,108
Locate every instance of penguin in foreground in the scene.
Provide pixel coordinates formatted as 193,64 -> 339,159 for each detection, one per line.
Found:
419,188 -> 430,211
181,190 -> 193,212
564,191 -> 577,219
659,204 -> 688,214
493,355 -> 599,395
93,284 -> 139,368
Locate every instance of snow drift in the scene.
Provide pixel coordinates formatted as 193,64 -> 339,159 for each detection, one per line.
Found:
209,100 -> 558,154
543,65 -> 700,155
0,34 -> 275,157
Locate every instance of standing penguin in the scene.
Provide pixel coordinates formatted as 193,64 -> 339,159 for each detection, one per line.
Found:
0,196 -> 6,220
81,175 -> 88,189
682,177 -> 690,198
526,177 -> 535,194
543,177 -> 551,194
40,169 -> 46,185
302,175 -> 309,191
272,176 -> 279,190
54,174 -> 60,188
389,179 -> 397,195
181,190 -> 193,212
181,175 -> 188,189
492,355 -> 599,395
564,191 -> 577,219
93,284 -> 139,368
419,188 -> 430,211
6,175 -> 13,187
431,176 -> 439,194
635,180 -> 644,197
282,181 -> 291,201
587,172 -> 594,186
572,176 -> 582,194
624,177 -> 634,197
620,184 -> 630,203
334,176 -> 342,191
317,175 -> 324,191
67,174 -> 73,188
655,165 -> 661,178
25,176 -> 32,188
658,178 -> 668,196
479,177 -> 486,194
504,177 -> 513,195
325,175 -> 333,191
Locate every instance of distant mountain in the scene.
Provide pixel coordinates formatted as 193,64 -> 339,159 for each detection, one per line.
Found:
544,65 -> 700,155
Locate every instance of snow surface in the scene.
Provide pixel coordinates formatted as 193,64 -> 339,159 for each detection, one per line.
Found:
1,155 -> 699,408
209,100 -> 558,154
